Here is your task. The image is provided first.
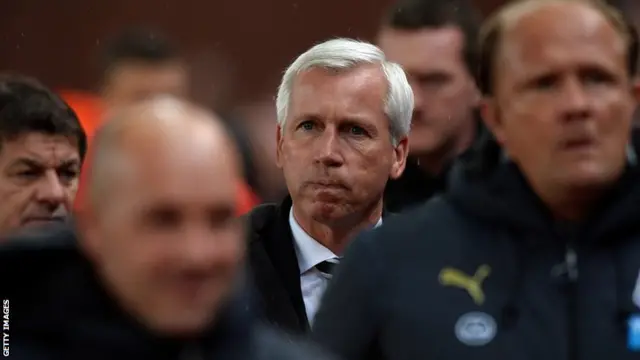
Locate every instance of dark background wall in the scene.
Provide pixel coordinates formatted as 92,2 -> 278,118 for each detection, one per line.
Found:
0,0 -> 504,110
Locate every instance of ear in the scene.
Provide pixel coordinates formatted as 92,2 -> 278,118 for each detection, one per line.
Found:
480,97 -> 506,146
467,77 -> 482,108
471,85 -> 482,108
275,125 -> 284,169
632,77 -> 640,103
389,136 -> 409,180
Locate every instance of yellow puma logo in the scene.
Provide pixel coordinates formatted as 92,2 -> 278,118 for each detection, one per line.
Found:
438,265 -> 491,306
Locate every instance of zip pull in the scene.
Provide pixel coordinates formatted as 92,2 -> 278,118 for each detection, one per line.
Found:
550,246 -> 579,282
565,246 -> 579,282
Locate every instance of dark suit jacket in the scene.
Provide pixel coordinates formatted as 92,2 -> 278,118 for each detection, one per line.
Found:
245,196 -> 392,335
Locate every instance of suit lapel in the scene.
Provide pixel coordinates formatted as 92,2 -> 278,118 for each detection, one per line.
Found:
250,199 -> 392,333
249,197 -> 309,332
266,197 -> 309,329
381,207 -> 396,222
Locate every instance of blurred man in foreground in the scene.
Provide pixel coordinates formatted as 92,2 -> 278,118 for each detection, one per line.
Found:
314,1 -> 640,359
246,38 -> 412,334
378,0 -> 483,212
0,74 -> 86,237
1,97 -> 333,359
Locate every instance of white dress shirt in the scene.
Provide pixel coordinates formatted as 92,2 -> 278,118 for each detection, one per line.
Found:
289,207 -> 382,324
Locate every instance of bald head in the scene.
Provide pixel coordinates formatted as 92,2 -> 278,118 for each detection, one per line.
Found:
478,0 -> 636,96
477,0 -> 639,221
88,97 -> 240,212
79,97 -> 246,336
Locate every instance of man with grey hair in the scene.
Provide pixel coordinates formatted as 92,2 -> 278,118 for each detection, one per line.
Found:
246,38 -> 413,334
0,96 -> 335,360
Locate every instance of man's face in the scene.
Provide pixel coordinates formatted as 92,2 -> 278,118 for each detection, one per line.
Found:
103,61 -> 188,111
485,3 -> 637,194
378,26 -> 479,156
82,135 -> 244,336
0,133 -> 80,235
277,65 -> 408,224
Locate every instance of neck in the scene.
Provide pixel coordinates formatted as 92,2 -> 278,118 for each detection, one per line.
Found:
414,119 -> 476,176
293,201 -> 383,255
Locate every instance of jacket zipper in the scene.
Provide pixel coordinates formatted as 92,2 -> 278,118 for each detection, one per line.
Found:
565,245 -> 578,360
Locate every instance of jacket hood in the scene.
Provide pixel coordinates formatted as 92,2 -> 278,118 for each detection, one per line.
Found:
447,129 -> 640,242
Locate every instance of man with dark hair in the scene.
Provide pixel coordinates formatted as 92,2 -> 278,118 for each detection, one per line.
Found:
100,27 -> 188,113
0,74 -> 86,236
71,27 -> 260,217
378,0 -> 484,212
314,0 -> 640,359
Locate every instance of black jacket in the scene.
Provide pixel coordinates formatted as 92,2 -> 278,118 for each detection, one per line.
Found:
246,197 -> 392,335
246,197 -> 310,334
0,222 -> 334,360
383,117 -> 488,213
312,134 -> 640,360
382,158 -> 447,213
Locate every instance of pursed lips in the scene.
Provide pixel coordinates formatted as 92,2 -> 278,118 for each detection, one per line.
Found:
560,134 -> 599,150
306,181 -> 349,190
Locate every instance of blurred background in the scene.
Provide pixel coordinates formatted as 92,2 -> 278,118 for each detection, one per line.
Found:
1,0 -> 637,204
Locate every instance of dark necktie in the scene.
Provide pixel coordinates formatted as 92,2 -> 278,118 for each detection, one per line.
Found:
315,258 -> 340,278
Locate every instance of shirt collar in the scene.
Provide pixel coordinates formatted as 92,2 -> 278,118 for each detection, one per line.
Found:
289,207 -> 382,274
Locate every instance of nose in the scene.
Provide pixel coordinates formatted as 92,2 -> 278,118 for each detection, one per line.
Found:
314,127 -> 344,167
180,225 -> 240,270
181,226 -> 217,268
559,77 -> 592,122
35,170 -> 67,209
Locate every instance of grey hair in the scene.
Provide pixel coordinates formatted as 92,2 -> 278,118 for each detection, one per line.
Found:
275,38 -> 414,144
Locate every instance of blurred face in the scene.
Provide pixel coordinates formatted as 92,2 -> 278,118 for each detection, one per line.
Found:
103,61 -> 188,111
484,3 -> 637,197
378,26 -> 479,157
277,65 -> 408,224
0,133 -> 80,236
81,135 -> 244,336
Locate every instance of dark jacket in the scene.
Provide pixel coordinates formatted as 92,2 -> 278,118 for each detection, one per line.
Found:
0,222 -> 334,360
383,115 -> 488,213
246,197 -> 392,335
382,158 -> 447,213
312,134 -> 640,360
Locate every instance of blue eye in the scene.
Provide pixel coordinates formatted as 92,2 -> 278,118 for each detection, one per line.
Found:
349,126 -> 366,136
299,121 -> 314,131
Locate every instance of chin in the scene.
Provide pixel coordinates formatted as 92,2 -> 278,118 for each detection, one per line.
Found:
148,311 -> 217,338
560,166 -> 623,189
408,139 -> 441,156
309,201 -> 347,223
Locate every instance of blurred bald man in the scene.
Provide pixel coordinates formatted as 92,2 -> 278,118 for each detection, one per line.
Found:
0,97 -> 334,360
